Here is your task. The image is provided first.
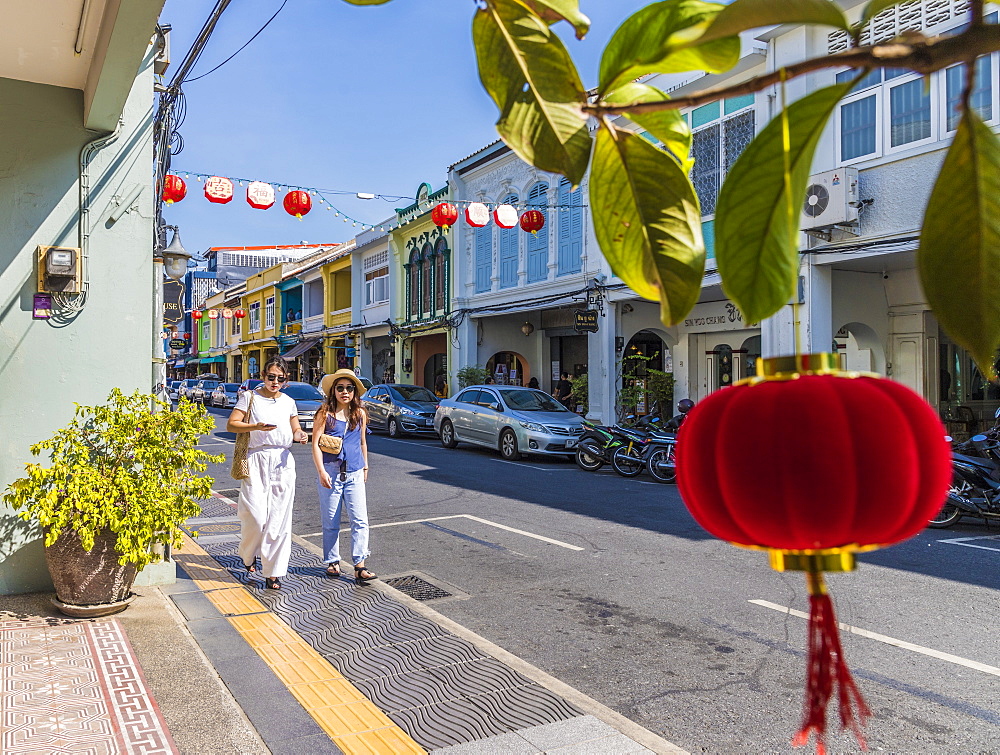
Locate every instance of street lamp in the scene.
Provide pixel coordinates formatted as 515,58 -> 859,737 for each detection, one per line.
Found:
153,225 -> 191,404
160,226 -> 191,281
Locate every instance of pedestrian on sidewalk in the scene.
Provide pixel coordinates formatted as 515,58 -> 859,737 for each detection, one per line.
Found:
227,356 -> 309,590
313,369 -> 376,584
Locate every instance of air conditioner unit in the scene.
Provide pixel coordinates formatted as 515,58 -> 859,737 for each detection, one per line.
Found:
801,168 -> 859,231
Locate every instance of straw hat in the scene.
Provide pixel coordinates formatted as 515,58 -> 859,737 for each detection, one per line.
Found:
320,369 -> 367,398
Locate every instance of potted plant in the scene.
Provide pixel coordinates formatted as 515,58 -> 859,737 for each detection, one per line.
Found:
569,373 -> 588,414
3,389 -> 221,617
457,365 -> 490,388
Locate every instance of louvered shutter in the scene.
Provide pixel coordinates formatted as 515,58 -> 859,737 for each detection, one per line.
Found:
557,179 -> 583,275
498,193 -> 519,288
525,183 -> 548,283
475,226 -> 491,293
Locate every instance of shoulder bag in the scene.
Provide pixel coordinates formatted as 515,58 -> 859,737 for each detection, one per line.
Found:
230,390 -> 256,481
317,414 -> 344,455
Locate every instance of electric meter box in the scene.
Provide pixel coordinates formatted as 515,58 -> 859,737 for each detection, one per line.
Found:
36,246 -> 81,293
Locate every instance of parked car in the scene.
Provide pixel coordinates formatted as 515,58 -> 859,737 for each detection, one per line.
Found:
279,381 -> 325,434
190,379 -> 221,404
238,379 -> 263,398
210,382 -> 241,408
177,379 -> 200,401
434,385 -> 585,460
167,380 -> 181,401
363,384 -> 439,437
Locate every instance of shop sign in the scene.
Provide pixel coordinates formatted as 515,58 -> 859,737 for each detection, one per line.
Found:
575,309 -> 599,333
163,279 -> 184,326
168,338 -> 186,350
683,301 -> 758,332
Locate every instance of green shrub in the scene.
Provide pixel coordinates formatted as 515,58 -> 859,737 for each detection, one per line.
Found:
457,365 -> 490,388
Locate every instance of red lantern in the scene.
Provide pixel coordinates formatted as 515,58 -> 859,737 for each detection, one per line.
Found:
283,190 -> 312,220
676,353 -> 951,752
493,204 -> 518,229
204,176 -> 234,204
519,210 -> 545,234
465,202 -> 490,228
162,174 -> 187,204
246,181 -> 275,210
233,309 -> 246,319
207,309 -> 219,319
431,202 -> 459,231
191,310 -> 203,320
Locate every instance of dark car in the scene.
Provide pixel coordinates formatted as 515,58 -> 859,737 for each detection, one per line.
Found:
363,384 -> 439,437
210,382 -> 240,408
190,379 -> 220,403
279,381 -> 325,434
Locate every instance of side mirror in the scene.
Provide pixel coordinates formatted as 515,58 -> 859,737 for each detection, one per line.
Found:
490,403 -> 502,412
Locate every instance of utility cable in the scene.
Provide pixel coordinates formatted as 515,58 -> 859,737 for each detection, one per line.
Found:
186,0 -> 289,83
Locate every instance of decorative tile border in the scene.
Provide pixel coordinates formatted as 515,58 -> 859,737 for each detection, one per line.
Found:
0,617 -> 177,754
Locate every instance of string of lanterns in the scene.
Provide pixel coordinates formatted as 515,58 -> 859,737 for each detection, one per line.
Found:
191,308 -> 246,320
430,201 -> 546,235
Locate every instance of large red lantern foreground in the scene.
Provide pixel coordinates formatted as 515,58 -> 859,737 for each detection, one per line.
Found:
283,190 -> 312,220
162,174 -> 186,204
431,202 -> 458,231
676,353 -> 951,752
519,210 -> 545,234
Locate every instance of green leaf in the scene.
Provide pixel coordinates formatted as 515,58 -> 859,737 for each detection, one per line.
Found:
590,125 -> 705,325
919,109 -> 1000,380
605,82 -> 692,170
714,82 -> 852,323
521,0 -> 591,39
599,0 -> 740,95
701,0 -> 850,44
474,0 -> 591,186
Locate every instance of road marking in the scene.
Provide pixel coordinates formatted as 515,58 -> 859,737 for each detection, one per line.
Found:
750,599 -> 1000,677
198,441 -> 235,447
488,459 -> 576,472
301,514 -> 584,551
422,521 -> 528,557
379,438 -> 436,448
937,535 -> 1000,554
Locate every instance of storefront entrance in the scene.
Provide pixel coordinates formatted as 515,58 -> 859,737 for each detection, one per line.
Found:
694,331 -> 761,398
486,351 -> 528,385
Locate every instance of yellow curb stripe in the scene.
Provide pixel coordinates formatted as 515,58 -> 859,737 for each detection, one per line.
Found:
175,533 -> 425,752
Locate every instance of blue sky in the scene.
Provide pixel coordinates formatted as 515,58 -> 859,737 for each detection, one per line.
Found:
158,0 -> 650,256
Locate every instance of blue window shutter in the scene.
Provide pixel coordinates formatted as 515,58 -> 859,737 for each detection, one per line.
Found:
499,193 -> 519,288
526,182 -> 548,283
475,226 -> 491,293
557,179 -> 582,275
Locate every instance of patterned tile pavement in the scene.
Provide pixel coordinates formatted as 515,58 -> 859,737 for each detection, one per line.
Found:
0,616 -> 177,754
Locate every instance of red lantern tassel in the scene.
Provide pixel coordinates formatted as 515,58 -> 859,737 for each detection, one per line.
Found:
792,572 -> 871,754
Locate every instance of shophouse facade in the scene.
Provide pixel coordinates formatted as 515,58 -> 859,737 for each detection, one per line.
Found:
352,226 -> 395,384
389,184 -> 454,392
0,2 -> 167,594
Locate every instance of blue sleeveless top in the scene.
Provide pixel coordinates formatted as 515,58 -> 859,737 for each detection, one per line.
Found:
322,415 -> 365,472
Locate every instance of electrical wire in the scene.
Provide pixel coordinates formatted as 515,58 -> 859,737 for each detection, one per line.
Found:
186,0 -> 289,83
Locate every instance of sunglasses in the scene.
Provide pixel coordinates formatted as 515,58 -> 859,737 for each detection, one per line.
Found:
264,374 -> 287,382
335,384 -> 355,393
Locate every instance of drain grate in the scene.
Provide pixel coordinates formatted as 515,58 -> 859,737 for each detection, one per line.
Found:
213,488 -> 240,500
383,575 -> 452,601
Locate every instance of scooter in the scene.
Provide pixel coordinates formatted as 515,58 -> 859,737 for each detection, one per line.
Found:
645,433 -> 678,483
930,422 -> 1000,528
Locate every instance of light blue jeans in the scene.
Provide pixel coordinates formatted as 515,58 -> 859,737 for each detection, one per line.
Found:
317,465 -> 370,566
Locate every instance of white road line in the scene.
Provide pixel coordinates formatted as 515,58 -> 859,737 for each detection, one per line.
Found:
300,514 -> 584,551
198,441 -> 235,447
750,599 -> 1000,677
937,536 -> 1000,554
380,438 -> 436,448
488,459 -> 576,472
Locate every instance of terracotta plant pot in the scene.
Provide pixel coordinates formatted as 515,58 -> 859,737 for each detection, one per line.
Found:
44,527 -> 138,616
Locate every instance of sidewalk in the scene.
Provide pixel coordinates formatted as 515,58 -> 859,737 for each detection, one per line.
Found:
0,494 -> 687,754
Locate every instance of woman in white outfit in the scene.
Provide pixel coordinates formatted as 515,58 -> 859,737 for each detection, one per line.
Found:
313,369 -> 375,583
227,357 -> 308,589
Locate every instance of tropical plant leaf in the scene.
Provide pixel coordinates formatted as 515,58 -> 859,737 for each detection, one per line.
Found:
714,82 -> 852,323
521,0 -> 591,39
605,83 -> 692,170
701,0 -> 850,44
599,0 -> 740,95
919,109 -> 1000,379
474,0 -> 591,186
590,125 -> 705,325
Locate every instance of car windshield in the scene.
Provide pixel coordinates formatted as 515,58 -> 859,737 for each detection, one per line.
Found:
281,384 -> 324,400
202,381 -> 219,388
502,389 -> 567,412
224,383 -> 240,391
391,386 -> 436,402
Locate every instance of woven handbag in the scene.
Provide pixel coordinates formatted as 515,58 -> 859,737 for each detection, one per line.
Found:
230,391 -> 255,481
317,432 -> 342,455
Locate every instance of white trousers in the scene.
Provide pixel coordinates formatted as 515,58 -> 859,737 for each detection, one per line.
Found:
238,446 -> 295,578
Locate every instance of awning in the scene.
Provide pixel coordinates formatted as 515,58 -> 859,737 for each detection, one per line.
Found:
280,337 -> 321,360
199,356 -> 227,364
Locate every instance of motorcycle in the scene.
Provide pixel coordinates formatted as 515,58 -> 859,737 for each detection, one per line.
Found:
645,432 -> 678,483
575,420 -> 654,477
929,408 -> 1000,528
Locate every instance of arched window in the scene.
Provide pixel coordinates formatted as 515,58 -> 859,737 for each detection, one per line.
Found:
525,182 -> 548,283
557,178 -> 583,275
421,243 -> 433,316
408,250 -> 420,319
475,225 -> 491,293
434,238 -> 447,311
498,193 -> 519,288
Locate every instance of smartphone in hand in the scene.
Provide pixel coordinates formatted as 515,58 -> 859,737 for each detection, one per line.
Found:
261,423 -> 277,430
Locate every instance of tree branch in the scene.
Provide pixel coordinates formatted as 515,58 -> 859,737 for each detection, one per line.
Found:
583,25 -> 1000,117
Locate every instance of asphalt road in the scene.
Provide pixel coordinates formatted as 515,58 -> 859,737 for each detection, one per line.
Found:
198,405 -> 1000,753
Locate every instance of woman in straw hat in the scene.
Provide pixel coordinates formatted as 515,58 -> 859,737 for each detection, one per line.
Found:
313,369 -> 376,583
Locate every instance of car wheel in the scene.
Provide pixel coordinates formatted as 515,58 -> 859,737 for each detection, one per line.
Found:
440,420 -> 458,448
388,417 -> 400,438
499,429 -> 521,461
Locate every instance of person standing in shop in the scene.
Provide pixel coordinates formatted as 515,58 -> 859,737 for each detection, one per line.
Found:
227,357 -> 308,590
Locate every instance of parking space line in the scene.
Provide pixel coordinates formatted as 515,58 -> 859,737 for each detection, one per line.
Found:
488,459 -> 577,472
937,536 -> 1000,554
750,599 -> 1000,677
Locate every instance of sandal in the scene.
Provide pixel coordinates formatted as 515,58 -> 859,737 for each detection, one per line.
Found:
265,577 -> 281,590
325,562 -> 341,577
354,565 -> 377,583
243,560 -> 257,574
